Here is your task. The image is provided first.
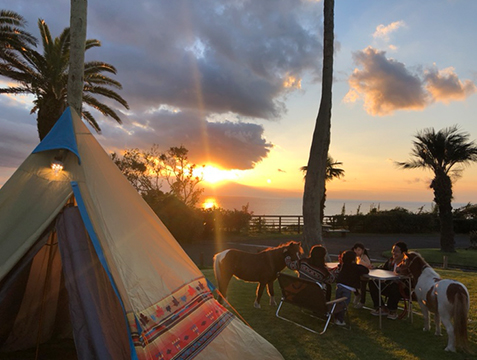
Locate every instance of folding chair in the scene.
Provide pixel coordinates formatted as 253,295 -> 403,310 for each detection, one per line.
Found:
276,273 -> 349,334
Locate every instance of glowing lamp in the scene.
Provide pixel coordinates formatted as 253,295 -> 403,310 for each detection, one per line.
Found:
51,158 -> 64,175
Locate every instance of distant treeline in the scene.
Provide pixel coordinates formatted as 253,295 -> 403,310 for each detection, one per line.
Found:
149,198 -> 477,243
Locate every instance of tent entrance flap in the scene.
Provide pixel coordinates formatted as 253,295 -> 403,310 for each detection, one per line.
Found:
57,206 -> 130,360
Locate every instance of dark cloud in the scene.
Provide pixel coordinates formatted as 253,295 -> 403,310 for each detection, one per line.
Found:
345,47 -> 476,116
99,109 -> 272,170
0,101 -> 38,168
2,0 -> 324,171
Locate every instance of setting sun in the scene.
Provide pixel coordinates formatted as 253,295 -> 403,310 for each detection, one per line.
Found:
202,197 -> 219,209
196,165 -> 240,184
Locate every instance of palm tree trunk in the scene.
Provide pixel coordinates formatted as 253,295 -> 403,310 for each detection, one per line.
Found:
432,172 -> 455,252
37,98 -> 67,140
302,0 -> 334,252
68,0 -> 87,115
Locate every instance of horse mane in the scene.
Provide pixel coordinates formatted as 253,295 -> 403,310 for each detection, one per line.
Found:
262,240 -> 300,253
407,251 -> 439,278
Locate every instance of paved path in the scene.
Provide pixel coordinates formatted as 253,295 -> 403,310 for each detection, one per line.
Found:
182,233 -> 471,267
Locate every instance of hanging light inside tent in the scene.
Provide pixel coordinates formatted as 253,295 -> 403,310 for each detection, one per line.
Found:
51,157 -> 64,175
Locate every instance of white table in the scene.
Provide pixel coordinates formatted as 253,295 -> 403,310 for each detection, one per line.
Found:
364,269 -> 412,329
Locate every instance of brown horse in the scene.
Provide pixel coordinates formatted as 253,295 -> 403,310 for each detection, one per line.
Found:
213,241 -> 303,308
400,252 -> 471,353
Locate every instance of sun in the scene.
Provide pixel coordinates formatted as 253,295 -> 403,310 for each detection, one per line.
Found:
202,198 -> 219,209
196,165 -> 239,184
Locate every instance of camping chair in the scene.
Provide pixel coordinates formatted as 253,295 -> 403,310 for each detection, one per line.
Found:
276,273 -> 350,334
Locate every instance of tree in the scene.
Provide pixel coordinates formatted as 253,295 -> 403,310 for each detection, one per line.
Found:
161,146 -> 204,208
0,10 -> 36,55
396,125 -> 477,252
301,155 -> 344,223
112,145 -> 205,208
0,18 -> 128,140
302,0 -> 334,252
68,0 -> 87,115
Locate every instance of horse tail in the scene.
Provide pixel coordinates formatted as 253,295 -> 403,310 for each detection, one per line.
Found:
453,287 -> 471,353
213,250 -> 230,303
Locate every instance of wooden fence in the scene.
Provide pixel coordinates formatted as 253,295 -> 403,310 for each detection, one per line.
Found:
249,215 -> 349,236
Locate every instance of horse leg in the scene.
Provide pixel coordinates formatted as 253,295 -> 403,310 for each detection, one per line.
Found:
434,311 -> 442,336
267,281 -> 277,306
420,302 -> 431,332
255,283 -> 266,308
440,313 -> 455,352
217,271 -> 233,306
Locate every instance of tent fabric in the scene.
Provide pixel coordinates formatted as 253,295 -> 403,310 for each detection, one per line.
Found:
57,206 -> 130,360
0,108 -> 284,359
32,107 -> 81,164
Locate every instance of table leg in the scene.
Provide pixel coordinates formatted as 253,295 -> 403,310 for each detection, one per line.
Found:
378,280 -> 382,329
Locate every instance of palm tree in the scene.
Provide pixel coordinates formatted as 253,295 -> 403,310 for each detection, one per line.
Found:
396,125 -> 477,252
0,10 -> 36,54
303,0 -> 334,252
301,155 -> 344,224
0,18 -> 128,140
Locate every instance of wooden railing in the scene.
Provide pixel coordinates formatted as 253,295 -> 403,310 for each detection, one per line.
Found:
249,215 -> 349,235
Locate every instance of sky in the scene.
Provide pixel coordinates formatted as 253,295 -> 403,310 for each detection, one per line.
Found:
1,0 -> 477,206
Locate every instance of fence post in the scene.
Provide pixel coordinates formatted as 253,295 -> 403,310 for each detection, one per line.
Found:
443,255 -> 448,269
258,216 -> 262,232
279,216 -> 282,233
298,216 -> 301,234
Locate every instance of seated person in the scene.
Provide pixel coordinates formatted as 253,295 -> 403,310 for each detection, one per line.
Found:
368,241 -> 409,320
334,250 -> 369,326
351,242 -> 373,309
284,245 -> 332,300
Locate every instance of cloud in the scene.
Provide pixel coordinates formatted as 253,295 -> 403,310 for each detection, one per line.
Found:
373,21 -> 406,42
344,47 -> 427,115
2,0 -> 325,173
424,66 -> 477,104
99,109 -> 272,170
344,47 -> 476,115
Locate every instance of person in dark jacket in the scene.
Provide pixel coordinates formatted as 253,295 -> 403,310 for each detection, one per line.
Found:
334,250 -> 369,325
368,241 -> 409,320
285,245 -> 332,300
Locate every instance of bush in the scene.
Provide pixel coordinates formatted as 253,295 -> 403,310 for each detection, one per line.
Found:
345,208 -> 438,233
147,193 -> 204,243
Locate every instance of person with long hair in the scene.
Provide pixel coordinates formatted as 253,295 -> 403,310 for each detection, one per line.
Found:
369,241 -> 409,320
284,245 -> 332,300
351,242 -> 373,309
334,250 -> 369,326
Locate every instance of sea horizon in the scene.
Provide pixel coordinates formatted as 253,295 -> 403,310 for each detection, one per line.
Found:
205,195 -> 468,216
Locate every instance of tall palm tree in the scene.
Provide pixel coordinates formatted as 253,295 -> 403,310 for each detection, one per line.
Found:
0,10 -> 36,54
303,0 -> 334,252
0,18 -> 128,140
396,125 -> 477,252
301,155 -> 344,224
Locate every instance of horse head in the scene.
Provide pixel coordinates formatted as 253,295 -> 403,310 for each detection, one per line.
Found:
283,241 -> 303,261
399,252 -> 428,284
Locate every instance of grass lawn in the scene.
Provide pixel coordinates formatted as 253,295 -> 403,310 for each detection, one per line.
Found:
203,267 -> 477,360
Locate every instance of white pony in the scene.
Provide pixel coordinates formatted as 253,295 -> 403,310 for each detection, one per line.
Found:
400,252 -> 470,352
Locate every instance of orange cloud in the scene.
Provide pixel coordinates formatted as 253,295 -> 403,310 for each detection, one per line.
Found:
424,66 -> 476,104
345,47 -> 476,115
344,47 -> 427,115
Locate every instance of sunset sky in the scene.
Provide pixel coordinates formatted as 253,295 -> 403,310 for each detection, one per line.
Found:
1,0 -> 477,205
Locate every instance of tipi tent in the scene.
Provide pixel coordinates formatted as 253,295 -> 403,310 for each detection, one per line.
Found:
0,108 -> 284,360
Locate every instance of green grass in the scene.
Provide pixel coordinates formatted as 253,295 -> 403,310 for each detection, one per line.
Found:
203,268 -> 477,360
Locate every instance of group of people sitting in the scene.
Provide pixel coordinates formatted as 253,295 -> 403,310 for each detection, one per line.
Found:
284,241 -> 410,326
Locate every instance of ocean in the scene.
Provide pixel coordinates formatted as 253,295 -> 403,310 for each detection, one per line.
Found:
206,195 -> 467,216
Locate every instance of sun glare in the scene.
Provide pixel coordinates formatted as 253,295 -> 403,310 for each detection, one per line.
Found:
202,198 -> 219,209
196,165 -> 239,184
